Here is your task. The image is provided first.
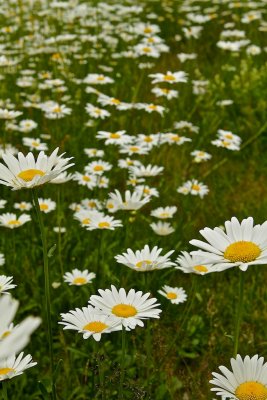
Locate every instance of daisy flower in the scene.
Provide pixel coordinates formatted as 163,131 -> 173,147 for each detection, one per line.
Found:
190,150 -> 212,163
150,206 -> 177,219
149,71 -> 188,84
0,295 -> 41,360
96,130 -> 132,146
0,148 -> 73,190
73,172 -> 97,189
80,198 -> 102,211
85,104 -> 110,119
158,286 -> 187,304
86,215 -> 122,231
85,160 -> 112,175
210,354 -> 267,399
0,109 -> 22,120
0,276 -> 16,294
151,87 -> 179,99
0,352 -> 37,381
150,221 -> 175,236
135,185 -> 159,198
136,103 -> 165,115
89,285 -> 162,330
174,121 -> 199,134
115,245 -> 175,271
22,137 -> 48,152
176,251 -> 217,275
190,217 -> 267,272
84,148 -> 104,158
119,143 -> 150,156
63,269 -> 96,286
74,210 -> 103,227
0,213 -> 31,229
162,133 -> 192,145
83,73 -> 114,85
50,172 -> 74,184
177,180 -> 209,198
14,202 -> 32,211
129,164 -> 164,177
38,198 -> 56,213
60,305 -> 121,342
108,189 -> 151,211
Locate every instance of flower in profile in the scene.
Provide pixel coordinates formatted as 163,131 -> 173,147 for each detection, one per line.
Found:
158,286 -> 187,304
150,206 -> 177,219
89,286 -> 162,329
86,215 -> 122,231
0,352 -> 37,381
0,295 -> 41,360
0,276 -> 16,294
115,245 -> 175,272
190,217 -> 267,272
60,305 -> 121,341
150,222 -> 175,236
108,189 -> 151,211
210,354 -> 267,399
176,252 -> 217,275
63,269 -> 96,286
0,148 -> 73,190
0,213 -> 31,229
149,71 -> 188,84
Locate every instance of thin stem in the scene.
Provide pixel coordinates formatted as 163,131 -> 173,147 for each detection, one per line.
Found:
2,381 -> 8,400
233,271 -> 245,358
119,326 -> 126,399
57,187 -> 63,276
32,189 -> 56,400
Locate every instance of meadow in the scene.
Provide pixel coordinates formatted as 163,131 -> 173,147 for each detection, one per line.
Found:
1,0 -> 267,399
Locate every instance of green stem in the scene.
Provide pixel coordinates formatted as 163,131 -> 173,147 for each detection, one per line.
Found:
32,189 -> 56,400
57,187 -> 63,276
119,327 -> 126,399
2,381 -> 8,400
233,271 -> 245,358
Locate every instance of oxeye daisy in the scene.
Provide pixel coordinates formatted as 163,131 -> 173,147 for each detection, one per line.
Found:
59,305 -> 121,341
38,198 -> 56,213
176,251 -> 217,275
89,285 -> 162,330
150,206 -> 177,219
63,269 -> 96,286
0,352 -> 37,381
0,148 -> 73,190
0,213 -> 31,229
210,354 -> 267,400
150,221 -> 175,236
108,189 -> 151,211
158,285 -> 187,304
115,245 -> 175,271
86,214 -> 122,231
190,217 -> 267,271
0,276 -> 16,294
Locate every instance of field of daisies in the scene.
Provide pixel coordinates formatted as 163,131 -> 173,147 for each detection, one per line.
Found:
1,0 -> 267,399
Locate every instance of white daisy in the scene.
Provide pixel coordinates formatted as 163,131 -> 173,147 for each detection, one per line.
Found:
150,221 -> 175,236
0,148 -> 73,190
190,217 -> 267,272
115,245 -> 175,272
86,215 -> 122,231
0,276 -> 16,294
0,352 -> 37,381
0,200 -> 6,209
150,206 -> 177,219
158,286 -> 187,304
14,202 -> 32,211
108,189 -> 151,211
63,269 -> 96,286
38,198 -> 56,213
0,253 -> 4,266
60,305 -> 121,342
175,251 -> 218,275
129,164 -> 164,177
89,285 -> 162,330
149,71 -> 188,84
210,354 -> 267,400
0,213 -> 31,229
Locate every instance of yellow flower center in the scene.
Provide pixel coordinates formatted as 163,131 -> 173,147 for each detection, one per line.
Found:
98,222 -> 110,228
73,277 -> 87,285
40,204 -> 48,211
112,304 -> 137,318
93,165 -> 103,172
82,218 -> 90,225
17,169 -> 45,182
1,331 -> 11,339
53,106 -> 62,113
129,146 -> 139,152
194,265 -> 208,273
136,260 -> 152,268
144,27 -> 152,33
192,184 -> 200,191
111,98 -> 121,105
83,321 -> 108,332
0,368 -> 14,375
144,136 -> 153,142
161,88 -> 170,94
171,135 -> 180,142
82,176 -> 91,182
31,141 -> 40,147
8,220 -> 21,226
110,133 -> 121,139
148,105 -> 158,110
96,76 -> 105,81
143,188 -> 150,194
164,74 -> 175,81
88,201 -> 96,208
166,292 -> 177,299
224,241 -> 261,263
235,381 -> 267,400
159,212 -> 169,218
